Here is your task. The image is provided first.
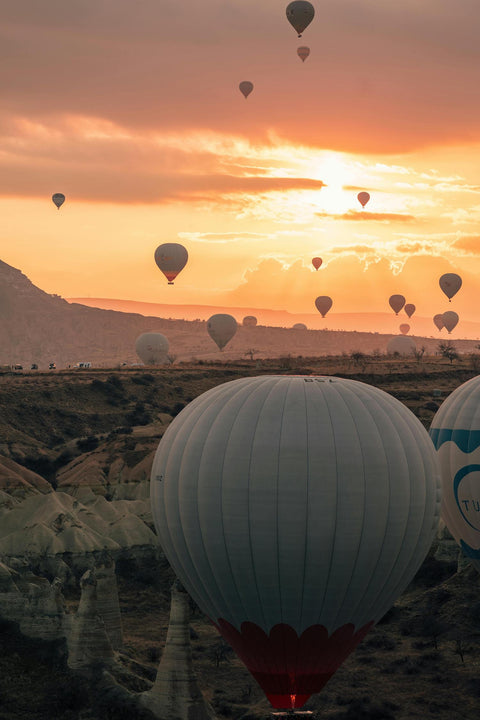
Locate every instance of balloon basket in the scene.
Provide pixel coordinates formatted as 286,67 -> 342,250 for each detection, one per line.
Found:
271,711 -> 314,719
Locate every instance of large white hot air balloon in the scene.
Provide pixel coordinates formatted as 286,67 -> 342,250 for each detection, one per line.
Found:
239,81 -> 254,99
297,46 -> 310,62
433,314 -> 444,331
315,295 -> 332,317
207,314 -> 237,350
388,294 -> 406,315
442,311 -> 459,334
387,335 -> 416,356
151,375 -> 441,709
404,303 -> 416,318
286,1 -> 315,37
135,333 -> 169,365
357,191 -> 370,208
430,375 -> 480,572
154,243 -> 188,285
52,193 -> 65,209
439,273 -> 462,301
243,316 -> 257,327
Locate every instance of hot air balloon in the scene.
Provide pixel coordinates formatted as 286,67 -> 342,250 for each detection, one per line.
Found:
433,314 -> 444,331
439,273 -> 462,302
239,81 -> 254,99
388,294 -> 405,315
207,314 -> 237,350
387,335 -> 416,356
297,46 -> 310,62
430,375 -> 480,572
52,193 -> 65,209
150,375 -> 440,709
315,296 -> 332,317
135,333 -> 169,365
293,323 -> 307,329
357,191 -> 370,208
312,257 -> 322,271
286,1 -> 315,37
154,243 -> 188,285
442,311 -> 459,334
243,316 -> 257,328
399,324 -> 410,335
404,304 -> 416,318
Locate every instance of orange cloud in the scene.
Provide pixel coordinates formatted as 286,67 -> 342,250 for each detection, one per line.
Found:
316,211 -> 416,223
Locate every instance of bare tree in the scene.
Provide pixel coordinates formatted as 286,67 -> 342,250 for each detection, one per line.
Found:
438,341 -> 458,364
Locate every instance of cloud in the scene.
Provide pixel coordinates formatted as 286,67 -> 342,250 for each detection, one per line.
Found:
315,210 -> 417,223
178,231 -> 273,243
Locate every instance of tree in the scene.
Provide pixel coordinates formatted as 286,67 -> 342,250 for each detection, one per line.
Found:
438,341 -> 458,364
413,346 -> 426,363
244,348 -> 258,361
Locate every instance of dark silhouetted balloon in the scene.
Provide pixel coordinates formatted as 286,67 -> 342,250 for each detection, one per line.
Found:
154,243 -> 188,285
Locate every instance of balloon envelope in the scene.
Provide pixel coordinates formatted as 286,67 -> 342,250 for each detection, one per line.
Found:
207,314 -> 237,350
357,191 -> 370,208
52,193 -> 65,209
293,323 -> 307,329
433,314 -> 444,331
312,257 -> 322,271
439,273 -> 462,301
242,316 -> 257,327
297,46 -> 310,62
442,311 -> 459,334
154,243 -> 188,284
404,303 -> 416,318
388,294 -> 406,315
151,375 -> 440,708
387,335 -> 416,356
399,324 -> 410,335
430,376 -> 480,572
135,333 -> 169,365
315,295 -> 332,317
286,1 -> 315,36
239,81 -> 254,98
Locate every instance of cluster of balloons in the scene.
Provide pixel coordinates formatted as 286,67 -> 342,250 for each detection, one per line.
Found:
432,273 -> 462,333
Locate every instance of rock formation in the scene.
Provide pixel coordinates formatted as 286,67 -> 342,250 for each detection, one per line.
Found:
141,581 -> 216,720
95,553 -> 123,650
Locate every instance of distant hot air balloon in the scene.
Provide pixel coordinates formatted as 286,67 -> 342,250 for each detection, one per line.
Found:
286,1 -> 315,37
357,191 -> 370,208
207,314 -> 237,350
150,375 -> 441,709
239,81 -> 254,99
387,335 -> 416,356
433,314 -> 444,331
404,303 -> 416,318
315,295 -> 332,317
439,273 -> 462,302
52,193 -> 65,209
442,311 -> 459,334
312,257 -> 322,271
430,375 -> 480,573
293,322 -> 307,329
399,324 -> 410,335
388,294 -> 406,315
297,46 -> 310,62
243,316 -> 257,328
135,333 -> 169,365
154,243 -> 188,285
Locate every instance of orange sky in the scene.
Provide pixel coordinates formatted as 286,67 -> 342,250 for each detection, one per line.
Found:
1,1 -> 480,335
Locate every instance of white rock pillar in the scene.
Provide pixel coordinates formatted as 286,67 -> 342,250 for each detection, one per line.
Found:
68,568 -> 114,669
95,554 -> 123,650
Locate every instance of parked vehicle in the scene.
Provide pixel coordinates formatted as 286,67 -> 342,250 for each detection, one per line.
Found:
48,362 -> 56,370
30,364 -> 38,370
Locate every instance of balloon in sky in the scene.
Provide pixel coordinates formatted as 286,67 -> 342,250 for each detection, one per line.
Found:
357,191 -> 370,208
404,303 -> 416,318
387,335 -> 416,356
286,1 -> 315,37
312,257 -> 322,271
399,324 -> 410,335
52,193 -> 65,209
315,295 -> 332,317
430,376 -> 480,572
388,294 -> 406,315
442,311 -> 459,334
297,46 -> 310,62
150,375 -> 441,709
293,322 -> 307,329
439,273 -> 462,302
207,314 -> 237,350
433,314 -> 444,331
135,333 -> 169,365
154,243 -> 188,285
243,316 -> 257,327
239,81 -> 254,99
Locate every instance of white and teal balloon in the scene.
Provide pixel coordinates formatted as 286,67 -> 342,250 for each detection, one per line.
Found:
430,375 -> 480,570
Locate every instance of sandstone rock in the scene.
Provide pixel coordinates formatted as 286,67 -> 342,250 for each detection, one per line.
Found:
68,568 -> 115,669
